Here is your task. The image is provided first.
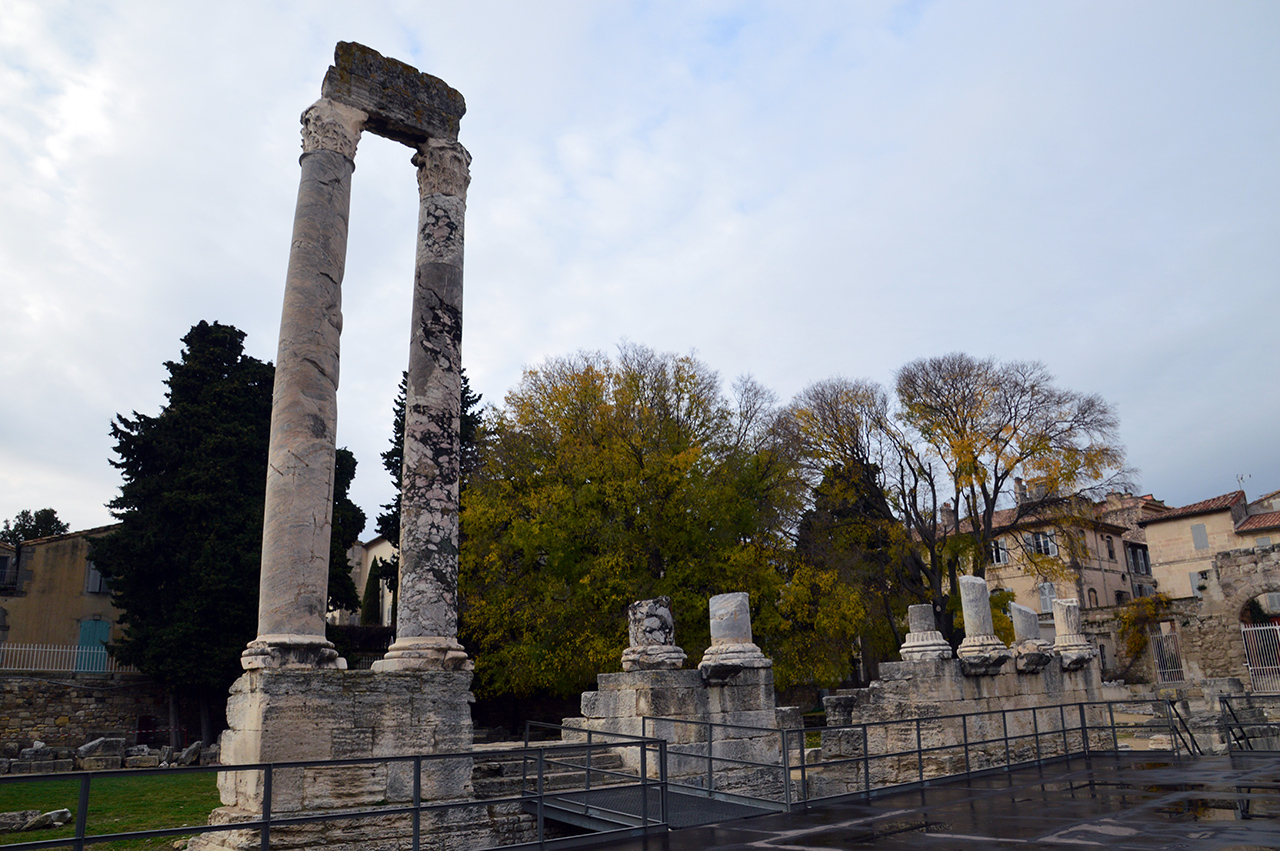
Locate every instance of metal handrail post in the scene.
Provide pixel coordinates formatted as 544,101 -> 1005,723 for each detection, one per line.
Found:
412,756 -> 422,851
1002,710 -> 1011,769
861,725 -> 870,798
1108,702 -> 1118,752
1059,704 -> 1068,761
537,749 -> 545,849
659,739 -> 669,825
522,723 -> 531,794
962,714 -> 971,776
1033,707 -> 1042,763
706,720 -> 714,794
796,728 -> 808,808
1167,699 -> 1181,757
74,773 -> 90,851
782,727 -> 792,809
586,729 -> 593,793
262,764 -> 272,851
1079,704 -> 1089,758
916,718 -> 924,784
641,739 -> 649,833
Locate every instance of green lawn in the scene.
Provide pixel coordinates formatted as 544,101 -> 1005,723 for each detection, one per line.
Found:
0,771 -> 222,851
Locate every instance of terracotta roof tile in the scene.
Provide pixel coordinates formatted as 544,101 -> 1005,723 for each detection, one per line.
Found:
1238,512 -> 1280,532
1139,491 -> 1244,525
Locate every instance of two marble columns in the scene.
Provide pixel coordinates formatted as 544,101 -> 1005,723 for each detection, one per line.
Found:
244,43 -> 471,672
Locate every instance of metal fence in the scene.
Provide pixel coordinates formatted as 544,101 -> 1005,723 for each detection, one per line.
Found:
1150,631 -> 1186,684
0,731 -> 668,851
1241,624 -> 1280,693
0,644 -> 136,674
641,699 -> 1201,812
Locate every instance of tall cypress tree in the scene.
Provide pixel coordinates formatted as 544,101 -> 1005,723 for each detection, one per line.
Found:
93,321 -> 362,733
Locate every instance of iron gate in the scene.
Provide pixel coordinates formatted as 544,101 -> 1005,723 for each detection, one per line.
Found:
1241,623 -> 1280,693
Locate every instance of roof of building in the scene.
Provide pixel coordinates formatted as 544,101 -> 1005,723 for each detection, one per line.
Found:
1138,491 -> 1245,526
16,524 -> 122,546
1237,511 -> 1280,533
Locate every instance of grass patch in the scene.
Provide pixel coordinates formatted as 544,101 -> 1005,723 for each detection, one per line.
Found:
0,771 -> 222,851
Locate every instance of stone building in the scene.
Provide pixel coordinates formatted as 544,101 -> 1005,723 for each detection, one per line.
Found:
0,525 -> 124,655
1140,488 -> 1280,599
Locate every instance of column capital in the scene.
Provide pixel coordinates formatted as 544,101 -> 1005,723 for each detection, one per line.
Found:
413,138 -> 471,197
301,98 -> 368,159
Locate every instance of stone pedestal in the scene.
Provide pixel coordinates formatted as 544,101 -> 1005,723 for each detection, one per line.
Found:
955,576 -> 1011,676
899,604 -> 953,661
1052,599 -> 1096,671
1010,601 -> 1054,673
698,593 -> 771,682
191,669 -> 475,851
620,597 -> 687,671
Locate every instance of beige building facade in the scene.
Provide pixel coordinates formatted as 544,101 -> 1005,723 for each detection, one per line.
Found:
0,525 -> 124,654
1141,489 -> 1280,599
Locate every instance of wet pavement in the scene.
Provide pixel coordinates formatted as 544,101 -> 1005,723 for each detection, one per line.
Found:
588,752 -> 1280,850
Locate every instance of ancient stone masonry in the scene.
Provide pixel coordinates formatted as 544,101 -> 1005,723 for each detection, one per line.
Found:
194,43 -> 492,851
247,41 -> 470,672
1010,602 -> 1053,673
1052,598 -> 1096,671
567,594 -> 783,796
620,597 -> 687,671
955,575 -> 1012,675
898,604 -> 952,662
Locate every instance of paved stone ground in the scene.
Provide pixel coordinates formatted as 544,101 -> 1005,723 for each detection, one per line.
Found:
585,752 -> 1280,850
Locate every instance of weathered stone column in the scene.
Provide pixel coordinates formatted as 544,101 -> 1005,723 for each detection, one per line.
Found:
899,604 -> 953,661
1010,602 -> 1053,673
243,99 -> 367,670
621,597 -> 687,671
1052,598 -> 1096,671
374,137 -> 472,672
698,592 -> 771,681
955,576 -> 1011,675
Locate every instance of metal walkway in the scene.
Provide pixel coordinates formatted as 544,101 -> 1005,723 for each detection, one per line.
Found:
537,786 -> 777,831
572,752 -> 1280,850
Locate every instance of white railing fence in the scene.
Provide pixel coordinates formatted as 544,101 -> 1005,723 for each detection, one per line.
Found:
0,643 -> 137,674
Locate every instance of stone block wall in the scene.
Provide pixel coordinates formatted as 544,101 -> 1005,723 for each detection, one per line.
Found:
0,673 -> 166,749
565,666 -> 781,797
815,657 -> 1106,796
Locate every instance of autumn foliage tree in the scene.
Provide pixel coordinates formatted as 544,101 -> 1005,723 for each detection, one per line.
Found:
459,344 -> 803,697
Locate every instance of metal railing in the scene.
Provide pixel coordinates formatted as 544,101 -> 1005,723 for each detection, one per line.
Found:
0,644 -> 136,674
642,699 -> 1202,811
1221,693 -> 1280,751
0,735 -> 668,851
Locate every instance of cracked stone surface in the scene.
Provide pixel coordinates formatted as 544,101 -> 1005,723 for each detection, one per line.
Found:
698,593 -> 770,680
621,597 -> 687,671
900,603 -> 953,661
249,98 -> 364,670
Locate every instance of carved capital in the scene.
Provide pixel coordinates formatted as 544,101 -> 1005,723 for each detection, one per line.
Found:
414,139 -> 471,198
300,98 -> 368,159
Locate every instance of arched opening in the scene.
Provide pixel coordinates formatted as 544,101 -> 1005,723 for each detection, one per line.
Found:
1239,590 -> 1280,692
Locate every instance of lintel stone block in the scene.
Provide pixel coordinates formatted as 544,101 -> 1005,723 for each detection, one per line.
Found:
322,42 -> 465,145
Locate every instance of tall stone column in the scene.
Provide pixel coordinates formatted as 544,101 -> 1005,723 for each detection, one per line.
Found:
955,575 -> 1011,676
242,99 -> 367,670
374,138 -> 472,672
1052,598 -> 1097,671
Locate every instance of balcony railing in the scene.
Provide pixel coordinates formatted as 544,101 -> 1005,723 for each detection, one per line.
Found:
0,643 -> 137,674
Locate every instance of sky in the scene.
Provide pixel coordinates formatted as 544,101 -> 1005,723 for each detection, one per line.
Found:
1,1 -> 1277,535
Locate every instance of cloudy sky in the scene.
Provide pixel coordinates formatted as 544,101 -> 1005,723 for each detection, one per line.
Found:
2,1 -> 1277,534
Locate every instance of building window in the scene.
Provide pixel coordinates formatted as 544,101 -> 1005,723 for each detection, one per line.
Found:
1115,590 -> 1131,606
1126,545 -> 1151,576
1105,536 -> 1115,560
85,561 -> 109,595
1038,582 -> 1056,614
990,539 -> 1009,565
1191,523 -> 1209,551
1028,531 -> 1058,557
0,555 -> 13,594
1087,588 -> 1098,608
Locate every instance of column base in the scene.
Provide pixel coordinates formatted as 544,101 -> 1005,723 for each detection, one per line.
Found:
241,635 -> 343,670
372,636 -> 471,672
